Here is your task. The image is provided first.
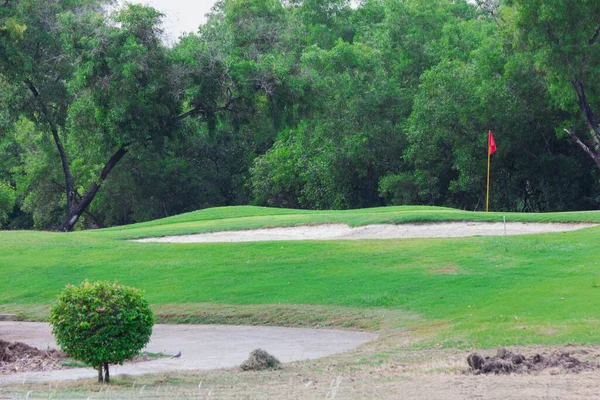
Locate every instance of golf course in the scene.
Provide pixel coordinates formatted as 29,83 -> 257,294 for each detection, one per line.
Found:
2,205 -> 600,347
2,205 -> 600,397
5,0 -> 600,396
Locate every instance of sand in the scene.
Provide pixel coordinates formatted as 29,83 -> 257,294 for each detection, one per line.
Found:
132,222 -> 596,243
0,322 -> 376,384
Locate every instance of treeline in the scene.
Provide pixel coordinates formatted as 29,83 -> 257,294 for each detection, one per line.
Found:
1,0 -> 599,230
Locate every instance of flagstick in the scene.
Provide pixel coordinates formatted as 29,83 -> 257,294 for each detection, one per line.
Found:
486,147 -> 491,213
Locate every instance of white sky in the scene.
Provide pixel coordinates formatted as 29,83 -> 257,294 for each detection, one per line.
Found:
126,0 -> 218,42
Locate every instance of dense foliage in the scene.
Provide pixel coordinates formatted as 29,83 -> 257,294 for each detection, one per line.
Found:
49,281 -> 154,383
1,0 -> 599,230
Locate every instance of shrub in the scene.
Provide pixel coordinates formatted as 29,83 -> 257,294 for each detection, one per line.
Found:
49,281 -> 154,383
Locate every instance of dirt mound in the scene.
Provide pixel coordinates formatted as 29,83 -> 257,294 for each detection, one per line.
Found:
0,339 -> 67,374
467,348 -> 599,375
240,349 -> 281,371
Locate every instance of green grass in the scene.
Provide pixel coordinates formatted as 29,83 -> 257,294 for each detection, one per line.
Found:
59,352 -> 168,369
59,360 -> 90,368
1,205 -> 600,348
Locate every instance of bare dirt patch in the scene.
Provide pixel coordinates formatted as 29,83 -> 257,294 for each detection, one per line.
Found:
467,347 -> 599,375
132,222 -> 596,243
0,340 -> 66,374
0,339 -> 166,376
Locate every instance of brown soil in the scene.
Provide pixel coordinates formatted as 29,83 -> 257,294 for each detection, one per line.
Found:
0,339 -> 165,376
467,347 -> 599,375
0,339 -> 67,374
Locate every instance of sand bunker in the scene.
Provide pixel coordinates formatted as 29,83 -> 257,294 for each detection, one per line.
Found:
0,322 -> 376,384
133,222 -> 596,243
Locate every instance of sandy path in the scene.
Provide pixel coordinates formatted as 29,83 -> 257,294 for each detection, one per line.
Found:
0,322 -> 376,384
133,222 -> 596,243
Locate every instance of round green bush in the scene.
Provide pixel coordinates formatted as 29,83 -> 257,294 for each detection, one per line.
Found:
49,281 -> 154,382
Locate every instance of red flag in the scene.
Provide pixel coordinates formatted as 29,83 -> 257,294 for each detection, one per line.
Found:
488,131 -> 496,155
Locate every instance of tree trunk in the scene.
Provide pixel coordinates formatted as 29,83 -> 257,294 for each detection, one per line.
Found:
572,79 -> 600,142
59,146 -> 129,231
567,79 -> 600,168
24,79 -> 76,221
97,362 -> 110,383
24,79 -> 132,232
103,362 -> 110,383
50,128 -> 76,219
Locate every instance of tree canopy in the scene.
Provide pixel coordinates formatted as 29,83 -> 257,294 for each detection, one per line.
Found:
1,0 -> 599,231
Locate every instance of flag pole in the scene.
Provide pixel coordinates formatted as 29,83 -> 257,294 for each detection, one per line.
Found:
486,145 -> 491,213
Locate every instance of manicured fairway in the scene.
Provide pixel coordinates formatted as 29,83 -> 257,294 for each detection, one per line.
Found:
1,206 -> 600,348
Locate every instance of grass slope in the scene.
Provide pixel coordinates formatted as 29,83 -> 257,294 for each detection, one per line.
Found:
1,205 -> 600,348
94,205 -> 600,239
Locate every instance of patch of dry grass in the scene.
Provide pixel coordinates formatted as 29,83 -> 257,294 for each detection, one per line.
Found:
0,303 -> 421,331
0,304 -> 50,321
152,303 -> 421,331
5,339 -> 600,399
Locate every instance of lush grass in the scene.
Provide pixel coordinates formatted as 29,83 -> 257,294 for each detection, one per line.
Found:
1,205 -> 600,348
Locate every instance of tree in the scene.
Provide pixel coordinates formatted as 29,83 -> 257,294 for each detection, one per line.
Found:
0,2 -> 243,231
252,39 -> 405,209
88,124 -> 256,226
404,15 -> 598,211
251,0 -> 479,209
1,0 -> 113,231
49,281 -> 154,383
290,0 -> 355,49
513,0 -> 600,169
54,4 -> 180,231
2,0 -> 600,226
